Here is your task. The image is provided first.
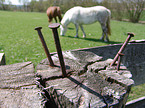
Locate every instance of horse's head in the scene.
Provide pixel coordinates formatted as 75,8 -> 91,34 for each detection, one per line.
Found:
60,24 -> 67,36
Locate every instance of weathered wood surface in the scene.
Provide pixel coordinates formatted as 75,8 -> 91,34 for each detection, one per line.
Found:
0,62 -> 35,89
0,62 -> 42,108
0,85 -> 42,108
36,50 -> 134,108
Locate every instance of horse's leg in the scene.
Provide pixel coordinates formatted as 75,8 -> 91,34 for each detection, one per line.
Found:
75,24 -> 79,38
80,25 -> 86,38
100,23 -> 105,41
54,17 -> 57,23
103,26 -> 109,42
58,15 -> 62,22
100,33 -> 104,41
105,31 -> 109,42
57,12 -> 62,22
57,7 -> 62,22
100,23 -> 109,42
48,16 -> 52,23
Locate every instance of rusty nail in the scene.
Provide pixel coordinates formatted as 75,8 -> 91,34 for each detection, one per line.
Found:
49,23 -> 67,77
35,27 -> 55,67
110,32 -> 134,66
116,53 -> 125,70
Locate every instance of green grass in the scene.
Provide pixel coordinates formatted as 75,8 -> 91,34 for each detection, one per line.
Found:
128,83 -> 145,101
0,10 -> 145,102
1,10 -> 145,65
0,11 -> 52,65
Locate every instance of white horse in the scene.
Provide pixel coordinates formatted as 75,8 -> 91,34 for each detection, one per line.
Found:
60,6 -> 111,42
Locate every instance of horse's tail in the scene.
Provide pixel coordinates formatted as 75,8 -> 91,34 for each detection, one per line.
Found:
106,9 -> 111,35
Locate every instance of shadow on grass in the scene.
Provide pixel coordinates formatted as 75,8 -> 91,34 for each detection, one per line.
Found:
65,35 -> 122,45
68,27 -> 74,30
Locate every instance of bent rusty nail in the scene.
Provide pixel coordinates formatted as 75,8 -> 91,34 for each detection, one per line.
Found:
35,27 -> 55,67
49,23 -> 67,77
110,32 -> 135,66
116,53 -> 125,71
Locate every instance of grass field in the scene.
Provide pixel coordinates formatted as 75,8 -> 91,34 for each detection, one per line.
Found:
0,10 -> 145,101
1,10 -> 145,65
